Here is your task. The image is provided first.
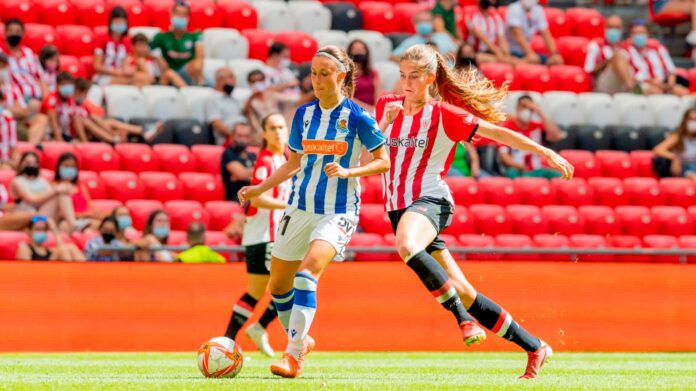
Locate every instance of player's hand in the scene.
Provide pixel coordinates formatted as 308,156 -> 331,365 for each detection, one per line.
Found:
543,148 -> 574,180
324,162 -> 350,179
384,101 -> 404,124
237,185 -> 262,204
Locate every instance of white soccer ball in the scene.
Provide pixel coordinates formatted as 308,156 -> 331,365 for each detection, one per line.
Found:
197,336 -> 244,378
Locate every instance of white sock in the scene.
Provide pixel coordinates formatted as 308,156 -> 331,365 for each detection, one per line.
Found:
286,272 -> 317,359
271,289 -> 295,332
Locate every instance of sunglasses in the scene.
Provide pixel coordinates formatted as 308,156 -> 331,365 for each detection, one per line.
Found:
31,215 -> 47,224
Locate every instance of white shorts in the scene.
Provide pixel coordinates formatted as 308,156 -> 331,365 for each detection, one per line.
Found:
271,206 -> 358,261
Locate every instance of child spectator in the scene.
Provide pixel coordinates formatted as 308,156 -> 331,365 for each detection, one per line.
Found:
347,39 -> 381,111
653,108 -> 696,180
93,6 -> 135,86
41,72 -> 87,142
38,45 -> 60,94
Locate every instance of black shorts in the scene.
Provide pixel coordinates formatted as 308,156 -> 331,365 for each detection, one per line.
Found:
387,197 -> 454,254
244,242 -> 272,275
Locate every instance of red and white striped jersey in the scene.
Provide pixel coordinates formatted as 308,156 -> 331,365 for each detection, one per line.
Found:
375,95 -> 479,212
467,10 -> 505,53
583,38 -> 615,74
622,42 -> 675,82
94,35 -> 132,71
40,66 -> 57,93
499,119 -> 545,170
0,112 -> 17,161
4,46 -> 43,100
1,83 -> 27,109
242,149 -> 291,246
41,92 -> 79,139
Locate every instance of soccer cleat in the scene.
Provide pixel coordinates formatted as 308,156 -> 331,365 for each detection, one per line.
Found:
301,335 -> 316,359
270,352 -> 303,378
245,323 -> 274,357
460,321 -> 487,346
519,341 -> 553,379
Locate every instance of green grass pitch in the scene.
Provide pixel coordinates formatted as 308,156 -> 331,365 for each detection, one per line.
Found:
1,352 -> 695,390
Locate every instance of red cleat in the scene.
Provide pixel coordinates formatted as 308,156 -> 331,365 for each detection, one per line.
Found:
519,341 -> 553,379
270,353 -> 303,378
460,321 -> 487,346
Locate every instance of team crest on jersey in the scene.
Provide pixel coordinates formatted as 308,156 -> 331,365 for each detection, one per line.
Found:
336,118 -> 349,134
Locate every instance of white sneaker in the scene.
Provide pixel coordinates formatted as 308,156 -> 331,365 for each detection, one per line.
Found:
245,323 -> 274,357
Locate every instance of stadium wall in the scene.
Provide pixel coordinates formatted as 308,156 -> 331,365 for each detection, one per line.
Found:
1,261 -> 695,353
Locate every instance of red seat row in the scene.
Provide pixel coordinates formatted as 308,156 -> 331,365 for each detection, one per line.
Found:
479,63 -> 591,93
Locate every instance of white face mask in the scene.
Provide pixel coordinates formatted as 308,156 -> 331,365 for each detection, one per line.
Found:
280,58 -> 291,68
520,0 -> 537,9
251,81 -> 267,93
518,108 -> 532,123
687,120 -> 696,133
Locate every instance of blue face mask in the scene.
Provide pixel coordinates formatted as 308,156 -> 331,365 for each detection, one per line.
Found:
415,22 -> 433,36
605,28 -> 622,44
33,231 -> 48,245
171,16 -> 188,30
153,226 -> 170,240
116,215 -> 132,230
59,166 -> 77,181
632,33 -> 647,48
111,22 -> 128,34
59,84 -> 74,98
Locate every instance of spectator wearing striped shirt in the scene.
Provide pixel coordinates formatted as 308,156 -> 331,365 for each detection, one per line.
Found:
93,7 -> 136,86
38,45 -> 59,94
467,0 -> 513,65
584,15 -> 637,94
505,0 -> 563,65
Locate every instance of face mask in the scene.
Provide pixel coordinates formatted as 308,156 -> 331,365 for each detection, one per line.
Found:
351,54 -> 368,65
59,166 -> 78,181
251,81 -> 267,93
416,22 -> 433,36
32,231 -> 48,245
59,84 -> 75,98
518,108 -> 532,123
171,16 -> 188,30
116,215 -> 132,230
153,226 -> 169,240
479,0 -> 492,9
111,22 -> 128,34
632,33 -> 647,48
6,35 -> 22,47
605,28 -> 622,44
23,165 -> 39,177
520,0 -> 537,9
687,120 -> 696,133
280,58 -> 291,68
223,84 -> 235,95
101,232 -> 116,243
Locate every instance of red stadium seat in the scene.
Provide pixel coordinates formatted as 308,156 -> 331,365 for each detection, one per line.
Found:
457,234 -> 498,260
165,200 -> 210,231
439,234 -> 459,247
478,62 -> 516,89
551,178 -> 594,207
0,231 -> 28,259
189,0 -> 223,31
530,35 -> 551,57
446,177 -> 483,206
569,234 -> 611,262
205,230 -> 236,247
72,0 -> 109,28
348,232 -> 385,262
179,172 -> 225,204
533,234 -> 571,261
643,235 -> 680,263
359,203 -> 392,235
125,199 -> 164,230
242,29 -> 276,61
166,230 -> 188,246
105,0 -> 151,27
74,142 -> 120,172
595,150 -> 637,179
623,177 -> 663,207
0,171 -> 16,196
588,177 -> 628,207
139,172 -> 184,203
56,25 -> 95,57
359,2 -> 399,33
90,199 -> 123,215
556,36 -> 589,67
606,235 -> 648,262
15,142 -> 42,162
71,231 -> 98,250
58,55 -> 87,78
513,64 -> 554,92
678,236 -> 696,263
494,234 -> 534,260
23,24 -> 59,53
78,170 -> 107,200
578,205 -> 621,236
544,7 -> 572,37
559,150 -> 601,179
566,7 -> 605,39
274,32 -> 319,64
441,206 -> 476,236
40,142 -> 75,170
360,175 -> 384,205
549,65 -> 591,93
506,205 -> 548,236
205,200 -> 243,231
191,145 -> 223,175
469,204 -> 511,236
542,205 -> 585,236
478,177 -> 520,206
514,177 -> 556,206
144,0 -> 172,30
629,150 -> 657,178
394,2 -> 430,33
0,0 -> 39,24
615,206 -> 658,237
38,0 -> 77,26
217,0 -> 258,31
152,144 -> 196,174
114,143 -> 159,173
100,171 -> 145,203
651,206 -> 693,236
660,178 -> 696,208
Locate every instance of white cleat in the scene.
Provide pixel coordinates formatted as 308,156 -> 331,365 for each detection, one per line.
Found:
245,323 -> 274,357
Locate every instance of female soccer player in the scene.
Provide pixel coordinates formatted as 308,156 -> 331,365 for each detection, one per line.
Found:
375,44 -> 573,379
237,46 -> 390,378
223,113 -> 292,357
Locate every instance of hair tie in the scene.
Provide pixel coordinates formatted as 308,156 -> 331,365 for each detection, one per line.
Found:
314,52 -> 347,72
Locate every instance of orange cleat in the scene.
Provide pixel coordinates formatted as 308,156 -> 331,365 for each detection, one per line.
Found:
270,353 -> 303,378
460,321 -> 487,346
519,341 -> 553,379
301,335 -> 316,360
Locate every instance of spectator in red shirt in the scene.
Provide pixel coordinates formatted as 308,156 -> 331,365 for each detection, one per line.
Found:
584,15 -> 638,94
41,72 -> 87,142
467,0 -> 513,65
499,95 -> 562,179
38,45 -> 59,94
93,6 -> 136,86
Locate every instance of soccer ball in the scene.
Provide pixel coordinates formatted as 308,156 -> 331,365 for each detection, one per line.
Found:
197,336 -> 244,378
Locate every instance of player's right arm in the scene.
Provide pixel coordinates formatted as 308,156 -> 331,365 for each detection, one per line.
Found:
237,152 -> 301,203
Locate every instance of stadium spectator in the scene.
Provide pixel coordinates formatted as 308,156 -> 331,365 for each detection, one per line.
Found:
221,123 -> 256,202
10,152 -> 77,230
150,1 -> 205,86
653,107 -> 696,180
0,58 -> 19,169
84,216 -> 126,261
432,0 -> 463,43
347,40 -> 381,111
38,45 -> 59,93
296,63 -> 315,105
498,94 -> 562,178
204,67 -> 247,145
623,20 -> 689,96
264,42 -> 299,98
392,11 -> 458,59
40,72 -> 87,142
245,70 -> 290,135
505,0 -> 563,65
3,19 -> 47,101
584,15 -> 637,94
93,6 -> 135,86
111,205 -> 136,236
176,221 -> 225,263
0,183 -> 33,230
53,152 -> 93,231
454,42 -> 479,71
134,210 -> 175,262
650,0 -> 696,49
448,143 -> 482,178
467,0 -> 512,64
128,33 -> 168,87
16,215 -> 85,261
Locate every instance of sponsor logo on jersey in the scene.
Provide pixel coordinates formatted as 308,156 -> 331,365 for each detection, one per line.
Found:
387,137 -> 429,149
302,140 -> 349,156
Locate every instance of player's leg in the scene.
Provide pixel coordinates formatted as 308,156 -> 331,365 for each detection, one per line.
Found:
225,243 -> 271,340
